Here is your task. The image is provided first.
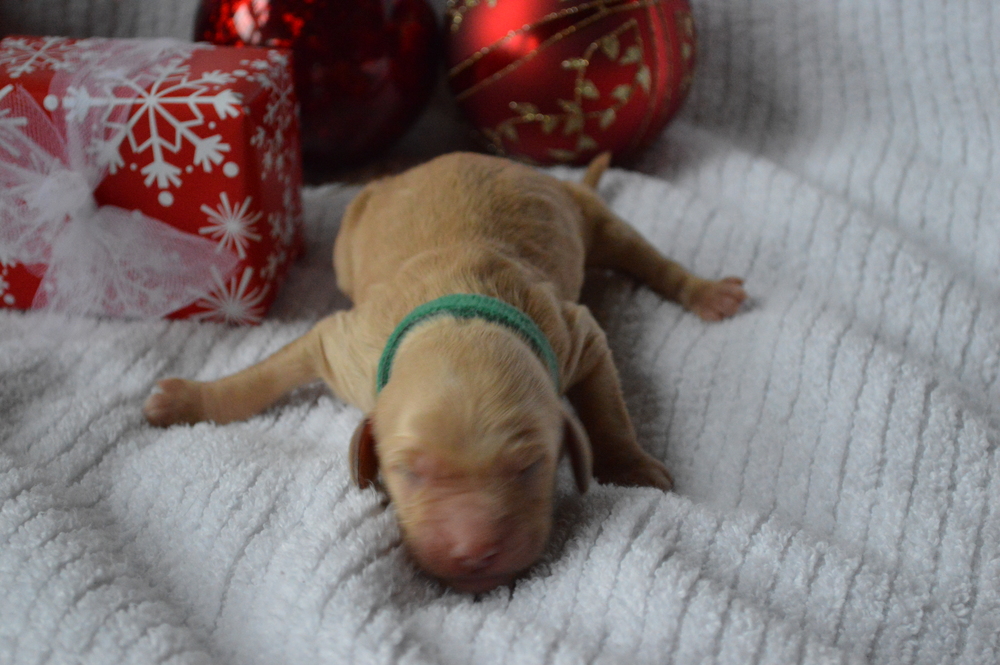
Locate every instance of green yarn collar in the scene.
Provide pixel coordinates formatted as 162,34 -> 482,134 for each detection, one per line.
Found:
376,293 -> 560,393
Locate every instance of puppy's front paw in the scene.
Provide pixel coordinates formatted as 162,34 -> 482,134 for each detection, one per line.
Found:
596,453 -> 674,492
683,276 -> 747,322
144,378 -> 205,427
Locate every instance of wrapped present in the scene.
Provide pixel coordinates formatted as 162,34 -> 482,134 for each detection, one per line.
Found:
0,36 -> 303,324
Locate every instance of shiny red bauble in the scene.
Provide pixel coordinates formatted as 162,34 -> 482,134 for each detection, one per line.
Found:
446,0 -> 696,165
195,0 -> 440,169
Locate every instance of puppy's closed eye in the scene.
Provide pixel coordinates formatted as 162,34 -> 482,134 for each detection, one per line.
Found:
392,463 -> 425,488
514,459 -> 543,483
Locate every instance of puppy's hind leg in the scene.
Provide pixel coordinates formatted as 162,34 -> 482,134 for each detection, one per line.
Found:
570,185 -> 747,321
144,326 -> 327,427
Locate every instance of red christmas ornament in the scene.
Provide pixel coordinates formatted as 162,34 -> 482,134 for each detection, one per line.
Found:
195,0 -> 440,169
446,0 -> 696,165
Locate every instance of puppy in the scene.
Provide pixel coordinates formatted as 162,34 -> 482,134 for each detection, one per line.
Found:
144,152 -> 746,593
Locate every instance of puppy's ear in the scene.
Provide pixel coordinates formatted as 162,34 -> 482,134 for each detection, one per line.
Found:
349,417 -> 380,489
561,404 -> 592,493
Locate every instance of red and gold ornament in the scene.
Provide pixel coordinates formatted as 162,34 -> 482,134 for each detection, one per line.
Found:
446,0 -> 696,165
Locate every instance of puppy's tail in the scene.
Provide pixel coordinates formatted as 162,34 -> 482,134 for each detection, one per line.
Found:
581,151 -> 612,189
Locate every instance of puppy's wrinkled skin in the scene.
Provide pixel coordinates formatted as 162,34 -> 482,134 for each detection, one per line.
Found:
145,152 -> 746,593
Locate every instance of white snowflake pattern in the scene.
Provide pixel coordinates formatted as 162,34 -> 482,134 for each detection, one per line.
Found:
282,184 -> 296,211
193,266 -> 269,325
0,84 -> 29,157
239,52 -> 296,181
62,56 -> 243,190
281,185 -> 300,237
0,268 -> 10,303
0,263 -> 17,307
250,124 -> 284,177
0,36 -> 96,79
199,192 -> 262,259
260,248 -> 287,281
267,210 -> 296,247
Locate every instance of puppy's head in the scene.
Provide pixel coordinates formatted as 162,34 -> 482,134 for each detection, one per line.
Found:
351,318 -> 591,593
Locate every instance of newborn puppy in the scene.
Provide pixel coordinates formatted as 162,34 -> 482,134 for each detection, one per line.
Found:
144,152 -> 746,593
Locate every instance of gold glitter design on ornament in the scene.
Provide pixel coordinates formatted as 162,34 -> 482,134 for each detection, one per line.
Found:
483,18 -> 650,163
628,0 -> 668,154
448,0 -> 662,100
678,9 -> 695,92
622,4 -> 695,156
446,0 -> 500,33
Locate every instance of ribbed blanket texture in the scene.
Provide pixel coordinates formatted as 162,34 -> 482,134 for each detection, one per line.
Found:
2,0 -> 1000,663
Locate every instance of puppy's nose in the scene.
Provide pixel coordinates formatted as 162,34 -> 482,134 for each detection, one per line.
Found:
450,540 -> 501,572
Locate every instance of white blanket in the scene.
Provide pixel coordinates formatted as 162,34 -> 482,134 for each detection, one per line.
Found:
3,0 -> 1000,663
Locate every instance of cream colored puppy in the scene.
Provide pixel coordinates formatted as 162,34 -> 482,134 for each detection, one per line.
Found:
145,152 -> 746,593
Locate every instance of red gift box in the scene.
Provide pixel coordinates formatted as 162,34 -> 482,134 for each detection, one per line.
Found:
0,36 -> 303,324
